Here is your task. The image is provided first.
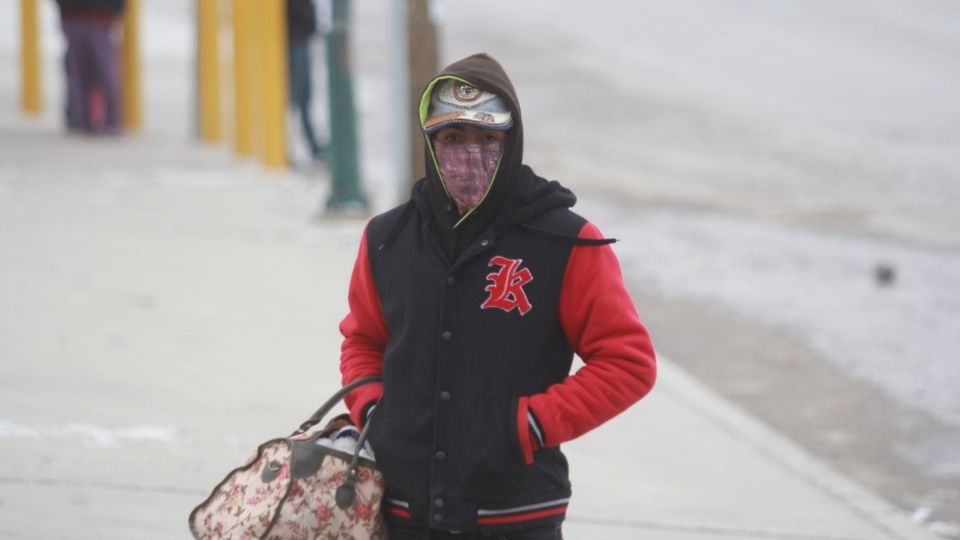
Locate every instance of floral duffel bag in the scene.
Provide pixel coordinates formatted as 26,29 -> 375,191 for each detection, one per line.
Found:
188,376 -> 385,539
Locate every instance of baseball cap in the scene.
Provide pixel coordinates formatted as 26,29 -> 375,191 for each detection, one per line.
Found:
423,79 -> 513,134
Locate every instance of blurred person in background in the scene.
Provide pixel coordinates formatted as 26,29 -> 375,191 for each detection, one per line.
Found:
287,0 -> 327,165
339,53 -> 657,539
55,0 -> 124,134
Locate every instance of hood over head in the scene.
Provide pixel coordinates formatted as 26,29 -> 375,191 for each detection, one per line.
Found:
377,55 -> 600,256
417,54 -> 526,257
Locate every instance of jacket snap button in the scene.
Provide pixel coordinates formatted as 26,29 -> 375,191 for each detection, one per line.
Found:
439,391 -> 451,402
434,498 -> 445,509
446,276 -> 455,286
433,513 -> 443,523
441,330 -> 452,342
480,239 -> 489,246
435,450 -> 446,461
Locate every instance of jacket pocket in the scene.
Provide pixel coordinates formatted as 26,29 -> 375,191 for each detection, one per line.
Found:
514,396 -> 537,465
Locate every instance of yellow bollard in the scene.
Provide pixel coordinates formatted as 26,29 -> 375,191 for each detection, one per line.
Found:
20,0 -> 42,114
198,0 -> 221,142
232,0 -> 253,155
260,0 -> 288,168
121,0 -> 143,130
248,0 -> 265,157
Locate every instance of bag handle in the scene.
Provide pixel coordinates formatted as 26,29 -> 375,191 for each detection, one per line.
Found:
291,375 -> 383,510
335,411 -> 376,509
294,375 -> 382,435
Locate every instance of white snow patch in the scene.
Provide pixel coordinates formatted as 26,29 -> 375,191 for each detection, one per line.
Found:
580,197 -> 960,428
0,420 -> 178,447
929,521 -> 960,538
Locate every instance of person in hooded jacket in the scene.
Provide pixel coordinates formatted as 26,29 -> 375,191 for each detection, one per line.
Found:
339,53 -> 657,539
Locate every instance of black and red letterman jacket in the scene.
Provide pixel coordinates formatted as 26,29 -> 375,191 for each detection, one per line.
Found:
339,54 -> 656,534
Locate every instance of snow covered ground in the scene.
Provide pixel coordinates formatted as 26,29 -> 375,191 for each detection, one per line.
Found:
590,201 -> 960,427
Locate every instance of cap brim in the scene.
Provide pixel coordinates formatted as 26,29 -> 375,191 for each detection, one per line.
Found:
423,111 -> 513,134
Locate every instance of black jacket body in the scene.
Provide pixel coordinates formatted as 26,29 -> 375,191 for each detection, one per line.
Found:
364,171 -> 582,532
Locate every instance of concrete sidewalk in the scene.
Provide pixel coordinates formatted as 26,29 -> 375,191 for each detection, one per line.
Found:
0,113 -> 939,540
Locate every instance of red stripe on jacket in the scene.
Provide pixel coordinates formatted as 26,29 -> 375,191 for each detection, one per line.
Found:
519,222 -> 656,462
386,507 -> 412,519
476,506 -> 568,525
339,226 -> 387,426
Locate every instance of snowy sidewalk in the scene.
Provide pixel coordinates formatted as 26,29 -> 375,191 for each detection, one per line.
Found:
0,112 -> 939,540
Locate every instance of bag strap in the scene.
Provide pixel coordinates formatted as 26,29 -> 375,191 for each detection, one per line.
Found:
333,410 -> 377,509
294,375 -> 382,435
290,375 -> 384,510
335,408 -> 378,510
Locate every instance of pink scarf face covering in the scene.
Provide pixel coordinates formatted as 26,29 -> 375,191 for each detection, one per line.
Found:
434,140 -> 503,214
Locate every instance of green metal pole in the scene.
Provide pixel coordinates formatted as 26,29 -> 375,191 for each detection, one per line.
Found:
325,0 -> 367,212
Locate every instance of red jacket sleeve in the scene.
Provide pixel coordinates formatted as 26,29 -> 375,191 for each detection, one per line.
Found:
522,221 -> 656,452
339,225 -> 387,426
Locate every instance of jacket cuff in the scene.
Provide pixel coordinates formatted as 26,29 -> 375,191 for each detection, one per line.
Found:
345,382 -> 383,428
516,396 -> 545,465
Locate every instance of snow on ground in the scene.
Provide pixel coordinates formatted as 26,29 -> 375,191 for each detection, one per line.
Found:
580,197 -> 960,428
0,420 -> 178,448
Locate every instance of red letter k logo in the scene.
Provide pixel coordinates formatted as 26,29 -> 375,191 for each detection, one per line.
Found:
481,256 -> 534,316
